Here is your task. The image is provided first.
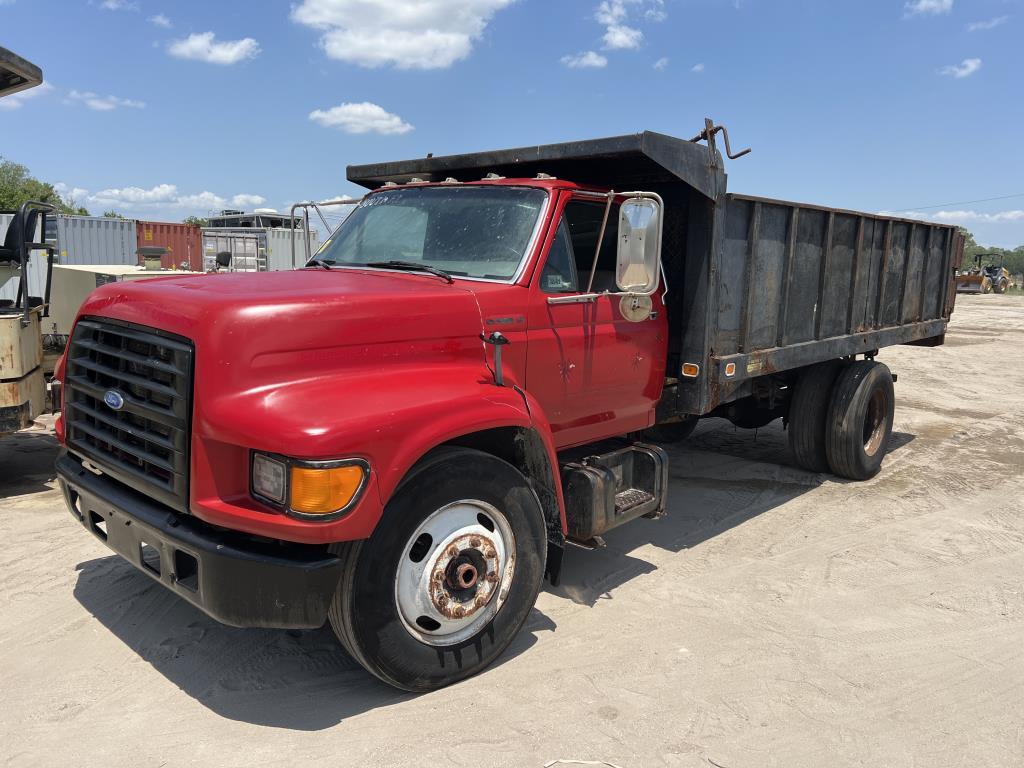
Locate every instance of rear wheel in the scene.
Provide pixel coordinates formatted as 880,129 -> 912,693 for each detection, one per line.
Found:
788,361 -> 843,473
825,361 -> 894,480
328,447 -> 547,691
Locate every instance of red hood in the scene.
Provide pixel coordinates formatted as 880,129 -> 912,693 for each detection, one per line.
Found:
74,268 -> 488,391
77,268 -> 484,345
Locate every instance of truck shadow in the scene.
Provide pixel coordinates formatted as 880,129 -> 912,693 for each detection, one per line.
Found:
68,417 -> 911,728
71,553 -> 556,730
549,418 -> 915,607
0,429 -> 59,498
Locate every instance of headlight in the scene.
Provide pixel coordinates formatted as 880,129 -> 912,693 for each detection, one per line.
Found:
252,453 -> 287,504
251,452 -> 369,520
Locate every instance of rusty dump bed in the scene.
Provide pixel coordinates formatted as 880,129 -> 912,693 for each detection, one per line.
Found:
691,195 -> 963,414
348,129 -> 964,417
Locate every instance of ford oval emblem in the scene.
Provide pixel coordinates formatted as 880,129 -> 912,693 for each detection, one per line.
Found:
103,390 -> 125,411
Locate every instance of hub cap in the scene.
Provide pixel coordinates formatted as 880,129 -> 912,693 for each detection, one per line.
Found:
395,500 -> 516,646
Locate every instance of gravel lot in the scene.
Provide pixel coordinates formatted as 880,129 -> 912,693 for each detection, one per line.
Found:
2,294 -> 1022,768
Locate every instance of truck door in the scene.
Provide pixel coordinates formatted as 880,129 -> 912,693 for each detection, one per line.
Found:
526,193 -> 667,449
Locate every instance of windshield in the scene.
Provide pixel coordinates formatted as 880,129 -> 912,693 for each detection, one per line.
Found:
311,186 -> 547,281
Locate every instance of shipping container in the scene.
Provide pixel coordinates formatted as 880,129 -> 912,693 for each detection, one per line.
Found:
201,227 -> 320,272
136,221 -> 202,270
266,227 -> 321,271
52,215 -> 136,265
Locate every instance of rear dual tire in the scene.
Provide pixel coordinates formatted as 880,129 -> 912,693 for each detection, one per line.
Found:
789,360 -> 895,480
788,361 -> 842,473
825,361 -> 895,480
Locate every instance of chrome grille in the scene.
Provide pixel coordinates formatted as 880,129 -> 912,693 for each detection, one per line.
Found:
65,318 -> 193,512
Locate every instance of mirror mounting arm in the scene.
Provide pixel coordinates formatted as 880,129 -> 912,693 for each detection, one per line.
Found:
585,190 -> 615,294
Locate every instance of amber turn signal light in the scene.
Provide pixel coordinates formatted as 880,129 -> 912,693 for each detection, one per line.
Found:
289,465 -> 365,515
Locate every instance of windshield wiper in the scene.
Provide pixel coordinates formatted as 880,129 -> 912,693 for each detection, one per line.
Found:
306,258 -> 333,270
364,260 -> 454,284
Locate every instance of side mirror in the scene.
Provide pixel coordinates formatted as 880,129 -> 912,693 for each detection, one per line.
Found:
616,194 -> 663,295
215,251 -> 232,269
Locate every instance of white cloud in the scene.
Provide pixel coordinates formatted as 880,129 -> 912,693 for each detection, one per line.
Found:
691,62 -> 705,73
168,32 -> 260,65
561,51 -> 608,69
100,0 -> 138,9
604,24 -> 643,49
940,58 -> 981,78
149,13 -> 171,28
653,57 -> 668,70
904,0 -> 953,16
0,81 -> 53,110
53,182 -> 91,204
594,0 -> 664,50
55,181 -> 271,216
231,193 -> 266,207
309,102 -> 414,135
177,191 -> 227,210
967,16 -> 1008,31
880,209 -> 1024,233
931,210 -> 1024,224
291,0 -> 515,70
67,89 -> 145,111
93,184 -> 179,204
645,4 -> 666,22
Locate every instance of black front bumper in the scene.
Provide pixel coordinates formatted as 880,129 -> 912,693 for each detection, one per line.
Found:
57,451 -> 343,629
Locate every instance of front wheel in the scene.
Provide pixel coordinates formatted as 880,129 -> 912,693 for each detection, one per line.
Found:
328,447 -> 547,691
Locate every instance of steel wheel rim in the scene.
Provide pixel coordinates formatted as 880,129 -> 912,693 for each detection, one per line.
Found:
395,499 -> 516,647
863,388 -> 887,456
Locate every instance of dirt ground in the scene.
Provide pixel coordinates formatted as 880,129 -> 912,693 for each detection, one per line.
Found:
1,294 -> 1022,768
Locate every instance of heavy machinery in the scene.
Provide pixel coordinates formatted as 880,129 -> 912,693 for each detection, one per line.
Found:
956,253 -> 1011,294
0,47 -> 56,435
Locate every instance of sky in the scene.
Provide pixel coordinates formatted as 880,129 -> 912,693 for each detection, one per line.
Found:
2,0 -> 1022,246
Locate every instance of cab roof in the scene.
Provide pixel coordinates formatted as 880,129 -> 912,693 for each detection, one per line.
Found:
347,130 -> 724,200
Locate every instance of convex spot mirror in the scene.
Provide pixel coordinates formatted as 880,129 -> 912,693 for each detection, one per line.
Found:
616,196 -> 663,295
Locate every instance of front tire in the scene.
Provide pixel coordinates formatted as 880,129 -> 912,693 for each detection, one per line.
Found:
328,447 -> 547,691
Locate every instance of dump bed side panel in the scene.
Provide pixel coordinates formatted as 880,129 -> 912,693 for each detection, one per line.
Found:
676,194 -> 962,415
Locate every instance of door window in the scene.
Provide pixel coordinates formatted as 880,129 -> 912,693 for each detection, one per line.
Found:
540,199 -> 620,293
539,221 -> 578,293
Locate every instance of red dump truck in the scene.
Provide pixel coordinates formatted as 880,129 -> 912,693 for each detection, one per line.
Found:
55,126 -> 963,691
